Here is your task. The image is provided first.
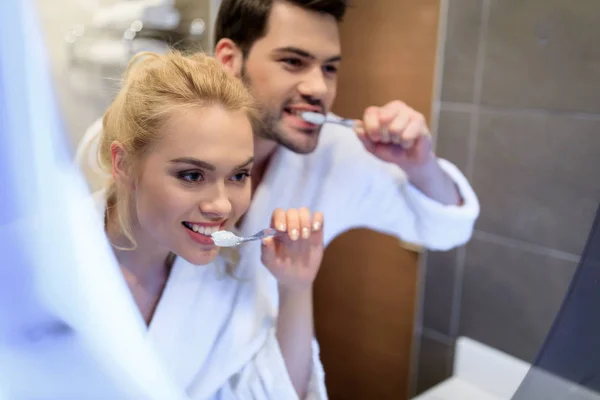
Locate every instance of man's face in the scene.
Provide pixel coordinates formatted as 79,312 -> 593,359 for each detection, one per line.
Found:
240,1 -> 342,154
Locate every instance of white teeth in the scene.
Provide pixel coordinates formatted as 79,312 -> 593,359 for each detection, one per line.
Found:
286,109 -> 306,117
189,224 -> 219,236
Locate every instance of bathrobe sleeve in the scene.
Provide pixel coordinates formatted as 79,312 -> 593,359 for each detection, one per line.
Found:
222,330 -> 327,400
324,137 -> 480,250
375,157 -> 481,251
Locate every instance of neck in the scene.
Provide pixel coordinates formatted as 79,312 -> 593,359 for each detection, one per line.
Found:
251,136 -> 278,193
106,210 -> 171,286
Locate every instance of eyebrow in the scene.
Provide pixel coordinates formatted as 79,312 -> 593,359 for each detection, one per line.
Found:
170,158 -> 215,171
236,156 -> 254,169
274,46 -> 342,63
170,156 -> 254,171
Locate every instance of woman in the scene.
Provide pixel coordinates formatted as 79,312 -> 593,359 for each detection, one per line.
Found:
95,51 -> 327,399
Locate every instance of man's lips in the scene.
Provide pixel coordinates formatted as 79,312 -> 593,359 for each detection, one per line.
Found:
285,104 -> 323,112
283,106 -> 325,129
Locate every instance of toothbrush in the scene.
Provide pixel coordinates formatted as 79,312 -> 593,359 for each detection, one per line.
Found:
302,111 -> 416,148
301,111 -> 356,128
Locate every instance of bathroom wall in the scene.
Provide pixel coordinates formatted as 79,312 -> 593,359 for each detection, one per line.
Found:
36,0 -> 218,151
36,0 -> 117,148
415,0 -> 600,394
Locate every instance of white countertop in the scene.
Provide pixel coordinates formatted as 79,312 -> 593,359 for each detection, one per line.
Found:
413,337 -> 600,400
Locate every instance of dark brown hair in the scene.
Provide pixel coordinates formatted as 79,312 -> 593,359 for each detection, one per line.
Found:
214,0 -> 347,56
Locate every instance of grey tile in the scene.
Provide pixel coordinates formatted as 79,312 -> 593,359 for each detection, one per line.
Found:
459,238 -> 577,362
472,111 -> 600,255
481,0 -> 600,113
440,0 -> 484,103
423,249 -> 459,335
415,332 -> 455,395
434,107 -> 472,174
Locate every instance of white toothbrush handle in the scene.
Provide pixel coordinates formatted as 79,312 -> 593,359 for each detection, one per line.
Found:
330,118 -> 356,128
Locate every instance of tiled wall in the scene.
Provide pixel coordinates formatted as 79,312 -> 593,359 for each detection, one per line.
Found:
416,0 -> 600,394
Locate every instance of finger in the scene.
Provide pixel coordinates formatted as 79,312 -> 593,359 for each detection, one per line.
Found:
363,106 -> 382,142
353,120 -> 366,137
377,102 -> 406,144
312,211 -> 323,232
406,114 -> 428,141
271,208 -> 287,232
310,211 -> 324,246
286,208 -> 300,241
379,126 -> 391,144
260,236 -> 277,266
354,120 -> 377,153
298,207 -> 312,240
378,101 -> 404,125
388,110 -> 411,144
400,117 -> 426,149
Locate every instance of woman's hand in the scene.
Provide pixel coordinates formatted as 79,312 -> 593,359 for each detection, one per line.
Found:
260,207 -> 324,291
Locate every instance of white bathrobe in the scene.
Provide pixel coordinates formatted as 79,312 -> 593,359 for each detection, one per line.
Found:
85,117 -> 479,400
94,194 -> 326,400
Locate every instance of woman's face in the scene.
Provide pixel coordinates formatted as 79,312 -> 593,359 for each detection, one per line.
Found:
126,105 -> 254,265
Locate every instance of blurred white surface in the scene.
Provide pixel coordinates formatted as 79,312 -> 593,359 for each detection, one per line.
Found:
0,1 -> 186,398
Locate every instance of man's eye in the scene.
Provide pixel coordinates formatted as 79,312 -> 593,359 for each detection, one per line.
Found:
324,65 -> 338,74
282,58 -> 304,68
179,171 -> 204,182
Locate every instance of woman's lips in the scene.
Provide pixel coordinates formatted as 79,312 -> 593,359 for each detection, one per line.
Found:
182,222 -> 220,245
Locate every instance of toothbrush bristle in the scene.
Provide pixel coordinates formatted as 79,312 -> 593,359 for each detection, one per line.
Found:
301,111 -> 326,125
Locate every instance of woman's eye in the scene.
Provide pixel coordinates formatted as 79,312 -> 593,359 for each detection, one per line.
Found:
231,172 -> 250,183
179,171 -> 204,182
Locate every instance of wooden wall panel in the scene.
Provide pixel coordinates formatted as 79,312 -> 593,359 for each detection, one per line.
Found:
314,1 -> 441,399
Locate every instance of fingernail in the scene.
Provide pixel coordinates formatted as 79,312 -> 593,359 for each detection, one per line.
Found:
302,227 -> 310,239
312,221 -> 321,231
290,228 -> 299,241
278,223 -> 286,232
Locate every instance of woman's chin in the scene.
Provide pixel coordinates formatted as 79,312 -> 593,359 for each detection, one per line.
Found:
178,247 -> 220,266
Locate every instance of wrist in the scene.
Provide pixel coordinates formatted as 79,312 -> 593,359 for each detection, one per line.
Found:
403,156 -> 463,205
278,284 -> 313,300
403,155 -> 440,187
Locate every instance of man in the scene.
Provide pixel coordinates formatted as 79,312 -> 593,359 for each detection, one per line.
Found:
207,2 -> 479,397
211,0 -> 479,247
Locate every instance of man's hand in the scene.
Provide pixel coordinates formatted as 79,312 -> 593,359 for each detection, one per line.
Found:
355,100 -> 434,170
355,100 -> 462,206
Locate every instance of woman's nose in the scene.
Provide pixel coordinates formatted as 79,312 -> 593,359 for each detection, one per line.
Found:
198,184 -> 232,218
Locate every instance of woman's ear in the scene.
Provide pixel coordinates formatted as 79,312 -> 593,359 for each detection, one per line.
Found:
110,141 -> 134,189
214,38 -> 244,78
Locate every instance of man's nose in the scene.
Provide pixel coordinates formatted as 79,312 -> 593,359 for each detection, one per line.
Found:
298,66 -> 328,100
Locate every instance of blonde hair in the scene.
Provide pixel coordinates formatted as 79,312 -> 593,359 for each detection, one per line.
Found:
98,50 -> 257,271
